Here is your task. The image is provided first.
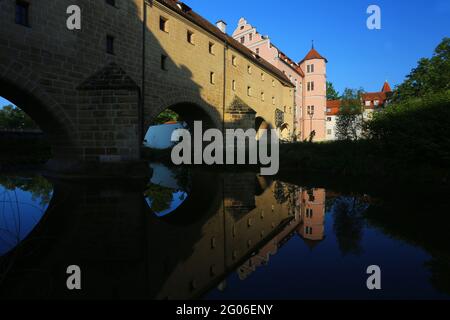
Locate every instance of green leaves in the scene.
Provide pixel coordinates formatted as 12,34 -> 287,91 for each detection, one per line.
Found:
393,37 -> 450,102
0,105 -> 38,130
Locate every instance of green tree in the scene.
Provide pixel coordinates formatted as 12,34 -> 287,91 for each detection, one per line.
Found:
393,37 -> 450,102
0,105 -> 38,130
326,81 -> 340,100
153,109 -> 180,125
335,88 -> 365,140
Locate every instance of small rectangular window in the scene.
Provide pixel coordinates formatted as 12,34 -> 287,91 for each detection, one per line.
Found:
210,72 -> 215,85
232,80 -> 236,91
261,73 -> 265,81
307,65 -> 310,73
311,81 -> 314,91
160,16 -> 168,32
187,30 -> 194,44
311,64 -> 314,73
247,86 -> 252,96
15,1 -> 29,27
106,0 -> 115,6
249,33 -> 253,41
106,35 -> 115,54
240,37 -> 245,44
232,55 -> 237,66
327,129 -> 332,135
261,92 -> 265,101
272,96 -> 275,105
247,65 -> 252,74
209,42 -> 215,54
161,55 -> 168,70
256,48 -> 260,55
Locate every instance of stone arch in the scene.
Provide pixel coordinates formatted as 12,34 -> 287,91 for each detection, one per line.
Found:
255,116 -> 273,140
0,63 -> 77,159
145,92 -> 223,133
279,123 -> 290,141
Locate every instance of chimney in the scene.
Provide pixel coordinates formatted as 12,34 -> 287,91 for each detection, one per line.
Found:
216,20 -> 227,34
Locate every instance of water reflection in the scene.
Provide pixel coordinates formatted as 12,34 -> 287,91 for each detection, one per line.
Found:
0,166 -> 448,300
144,164 -> 190,217
0,174 -> 52,256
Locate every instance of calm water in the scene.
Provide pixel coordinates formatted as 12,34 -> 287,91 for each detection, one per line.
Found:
0,165 -> 449,300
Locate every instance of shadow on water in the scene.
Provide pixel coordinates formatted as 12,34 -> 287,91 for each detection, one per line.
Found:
0,163 -> 449,299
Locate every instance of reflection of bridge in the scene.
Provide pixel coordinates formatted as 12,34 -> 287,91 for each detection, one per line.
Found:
0,0 -> 295,172
0,170 -> 325,300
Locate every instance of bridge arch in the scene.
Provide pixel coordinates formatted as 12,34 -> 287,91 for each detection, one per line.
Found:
146,94 -> 223,133
0,66 -> 77,159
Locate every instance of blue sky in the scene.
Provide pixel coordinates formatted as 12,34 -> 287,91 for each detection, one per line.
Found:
1,0 -> 449,108
188,0 -> 450,94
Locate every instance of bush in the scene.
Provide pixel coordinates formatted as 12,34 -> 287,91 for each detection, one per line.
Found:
367,91 -> 450,166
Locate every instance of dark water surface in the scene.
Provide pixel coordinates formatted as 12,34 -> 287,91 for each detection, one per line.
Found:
0,164 -> 449,300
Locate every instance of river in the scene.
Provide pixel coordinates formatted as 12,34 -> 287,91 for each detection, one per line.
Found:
0,164 -> 449,299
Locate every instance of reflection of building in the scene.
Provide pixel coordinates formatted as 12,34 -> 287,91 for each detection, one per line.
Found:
298,188 -> 326,244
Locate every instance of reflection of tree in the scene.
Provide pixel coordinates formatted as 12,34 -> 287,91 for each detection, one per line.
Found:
273,181 -> 289,204
0,175 -> 53,206
332,196 -> 369,256
144,184 -> 176,213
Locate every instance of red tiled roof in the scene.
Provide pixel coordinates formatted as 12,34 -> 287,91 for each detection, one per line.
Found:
362,92 -> 386,101
381,81 -> 392,93
299,48 -> 328,64
326,100 -> 340,115
156,0 -> 295,87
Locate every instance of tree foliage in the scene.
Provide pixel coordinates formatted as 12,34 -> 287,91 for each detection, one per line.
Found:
0,105 -> 38,130
326,81 -> 340,100
335,88 -> 365,140
153,109 -> 180,125
393,37 -> 450,102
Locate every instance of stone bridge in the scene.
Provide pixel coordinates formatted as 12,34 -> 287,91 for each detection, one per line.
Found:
0,0 -> 295,172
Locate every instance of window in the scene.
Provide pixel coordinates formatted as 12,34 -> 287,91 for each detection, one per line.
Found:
106,0 -> 115,6
374,100 -> 379,106
261,92 -> 265,101
247,86 -> 252,96
210,72 -> 215,85
327,117 -> 332,121
307,64 -> 315,73
365,100 -> 371,107
256,48 -> 260,55
232,80 -> 236,91
247,65 -> 252,74
261,73 -> 265,81
106,35 -> 115,54
187,30 -> 194,44
272,96 -> 275,105
272,80 -> 275,87
327,129 -> 332,135
209,42 -> 215,54
307,81 -> 314,91
161,55 -> 168,70
15,1 -> 29,27
232,55 -> 237,66
249,33 -> 253,41
160,16 -> 168,32
240,37 -> 245,44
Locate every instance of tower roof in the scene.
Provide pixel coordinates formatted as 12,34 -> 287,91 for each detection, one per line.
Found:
299,47 -> 328,64
381,81 -> 392,92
